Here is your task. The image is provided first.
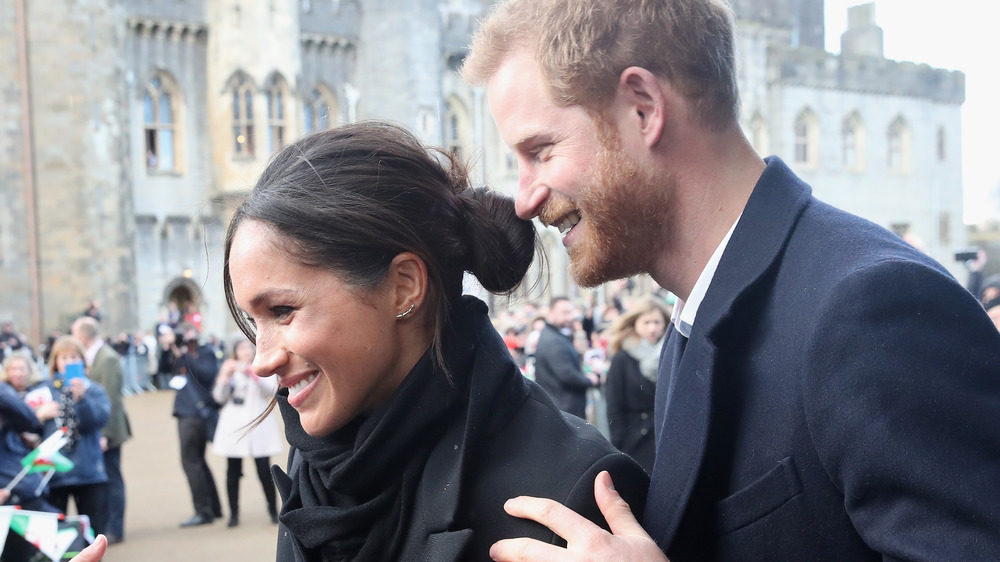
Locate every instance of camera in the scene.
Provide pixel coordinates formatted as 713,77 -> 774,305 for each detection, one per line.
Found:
954,247 -> 980,262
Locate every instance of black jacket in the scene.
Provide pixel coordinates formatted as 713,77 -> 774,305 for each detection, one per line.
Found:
171,345 -> 220,419
645,157 -> 1000,560
604,349 -> 656,473
274,298 -> 648,561
532,323 -> 591,419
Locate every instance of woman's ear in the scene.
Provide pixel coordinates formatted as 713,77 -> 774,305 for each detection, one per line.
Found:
388,252 -> 428,318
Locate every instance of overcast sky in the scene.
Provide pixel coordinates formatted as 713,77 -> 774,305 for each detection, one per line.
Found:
824,1 -> 999,224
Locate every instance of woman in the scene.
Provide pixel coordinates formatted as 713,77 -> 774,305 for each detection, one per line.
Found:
38,336 -> 110,533
212,338 -> 283,527
1,351 -> 50,509
223,121 -> 648,561
604,297 -> 670,473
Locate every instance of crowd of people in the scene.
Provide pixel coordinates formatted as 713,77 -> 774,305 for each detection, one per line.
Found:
0,304 -> 286,559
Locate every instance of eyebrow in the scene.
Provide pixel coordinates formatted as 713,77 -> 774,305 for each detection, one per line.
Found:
511,131 -> 550,152
248,288 -> 298,310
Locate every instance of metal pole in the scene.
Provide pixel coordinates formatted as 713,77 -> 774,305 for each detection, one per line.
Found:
15,0 -> 43,346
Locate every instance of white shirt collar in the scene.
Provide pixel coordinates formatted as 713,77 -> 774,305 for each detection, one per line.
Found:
84,339 -> 104,366
673,214 -> 743,337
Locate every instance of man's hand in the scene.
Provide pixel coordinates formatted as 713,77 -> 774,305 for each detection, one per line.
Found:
69,535 -> 107,562
489,471 -> 667,561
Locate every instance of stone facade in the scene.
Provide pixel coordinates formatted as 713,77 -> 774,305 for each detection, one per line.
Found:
0,0 -> 969,343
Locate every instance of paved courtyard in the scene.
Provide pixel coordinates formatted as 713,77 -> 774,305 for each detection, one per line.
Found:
100,390 -> 289,561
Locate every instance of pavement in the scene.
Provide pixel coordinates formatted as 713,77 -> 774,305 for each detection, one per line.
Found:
100,390 -> 289,561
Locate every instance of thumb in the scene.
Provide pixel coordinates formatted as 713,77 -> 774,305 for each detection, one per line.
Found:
71,534 -> 108,562
594,471 -> 644,536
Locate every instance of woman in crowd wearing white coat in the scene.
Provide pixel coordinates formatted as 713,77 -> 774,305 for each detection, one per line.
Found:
212,338 -> 283,527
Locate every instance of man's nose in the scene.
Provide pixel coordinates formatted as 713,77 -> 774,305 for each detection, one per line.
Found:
515,172 -> 550,220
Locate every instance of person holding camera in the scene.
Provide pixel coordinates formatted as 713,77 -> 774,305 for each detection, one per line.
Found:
211,338 -> 282,527
171,327 -> 223,527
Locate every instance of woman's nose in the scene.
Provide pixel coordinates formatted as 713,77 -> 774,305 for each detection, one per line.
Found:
251,334 -> 285,378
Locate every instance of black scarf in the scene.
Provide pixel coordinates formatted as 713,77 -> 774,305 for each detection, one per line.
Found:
273,297 -> 516,561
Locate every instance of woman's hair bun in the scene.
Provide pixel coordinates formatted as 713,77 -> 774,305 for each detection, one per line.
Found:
457,187 -> 536,294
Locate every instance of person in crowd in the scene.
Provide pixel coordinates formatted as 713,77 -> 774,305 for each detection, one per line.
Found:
463,0 -> 1000,559
82,300 -> 102,322
37,336 -> 110,534
604,297 -> 670,473
533,296 -> 599,419
982,296 -> 1000,333
71,316 -> 131,545
211,338 -> 282,527
171,327 -> 223,527
1,351 -> 52,510
1,349 -> 44,399
222,120 -> 648,560
154,328 -> 177,390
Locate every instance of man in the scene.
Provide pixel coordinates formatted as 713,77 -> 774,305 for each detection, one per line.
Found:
171,327 -> 223,527
462,0 -> 1000,559
533,297 -> 598,419
71,316 -> 131,545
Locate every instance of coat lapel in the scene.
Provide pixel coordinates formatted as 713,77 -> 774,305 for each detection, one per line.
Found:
645,157 -> 813,547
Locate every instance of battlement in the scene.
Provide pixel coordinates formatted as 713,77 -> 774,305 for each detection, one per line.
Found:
769,45 -> 965,104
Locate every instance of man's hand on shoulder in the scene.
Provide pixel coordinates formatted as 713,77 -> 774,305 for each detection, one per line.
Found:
489,471 -> 667,562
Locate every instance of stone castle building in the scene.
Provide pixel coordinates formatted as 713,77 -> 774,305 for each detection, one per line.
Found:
1,0 -> 966,343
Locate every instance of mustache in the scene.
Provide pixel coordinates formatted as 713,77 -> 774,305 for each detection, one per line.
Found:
537,194 -> 579,228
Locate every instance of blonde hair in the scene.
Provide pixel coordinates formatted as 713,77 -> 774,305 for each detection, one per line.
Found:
463,0 -> 739,131
1,350 -> 42,388
47,336 -> 88,376
607,296 -> 671,355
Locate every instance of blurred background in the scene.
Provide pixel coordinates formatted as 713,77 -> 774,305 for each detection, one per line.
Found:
1,0 -> 996,343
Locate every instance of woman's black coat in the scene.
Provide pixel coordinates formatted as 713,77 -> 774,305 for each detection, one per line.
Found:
604,349 -> 657,473
274,298 -> 648,561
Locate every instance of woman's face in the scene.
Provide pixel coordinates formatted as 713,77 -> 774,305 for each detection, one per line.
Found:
229,220 -> 409,438
234,341 -> 255,363
55,350 -> 84,375
634,309 -> 667,344
5,358 -> 30,391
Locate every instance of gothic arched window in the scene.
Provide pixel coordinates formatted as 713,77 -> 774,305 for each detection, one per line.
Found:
229,71 -> 256,157
143,72 -> 180,171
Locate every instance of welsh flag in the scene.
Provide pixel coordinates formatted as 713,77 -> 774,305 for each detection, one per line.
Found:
20,429 -> 74,474
0,508 -> 91,562
3,428 -> 75,497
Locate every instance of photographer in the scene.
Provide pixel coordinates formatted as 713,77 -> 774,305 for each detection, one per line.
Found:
170,327 -> 223,528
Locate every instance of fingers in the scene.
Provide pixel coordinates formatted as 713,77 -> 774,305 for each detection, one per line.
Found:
594,471 -> 645,537
70,534 -> 108,562
502,495 -> 604,546
490,537 -> 575,562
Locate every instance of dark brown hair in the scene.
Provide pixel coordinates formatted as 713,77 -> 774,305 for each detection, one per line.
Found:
223,120 -> 537,374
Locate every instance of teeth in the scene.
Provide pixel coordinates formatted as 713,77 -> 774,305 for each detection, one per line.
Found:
289,373 -> 317,396
556,212 -> 581,236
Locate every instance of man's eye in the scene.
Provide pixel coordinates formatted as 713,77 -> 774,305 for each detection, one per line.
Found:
529,144 -> 552,161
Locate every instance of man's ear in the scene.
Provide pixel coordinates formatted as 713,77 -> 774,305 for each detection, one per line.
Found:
617,66 -> 667,148
388,252 -> 428,318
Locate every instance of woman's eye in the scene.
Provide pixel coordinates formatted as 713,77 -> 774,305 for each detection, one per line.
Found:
271,306 -> 294,319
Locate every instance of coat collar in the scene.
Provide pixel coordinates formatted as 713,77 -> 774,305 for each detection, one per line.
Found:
646,156 -> 814,547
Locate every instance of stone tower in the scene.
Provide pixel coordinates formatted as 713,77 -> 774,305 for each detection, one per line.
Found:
358,0 -> 445,144
1,0 -> 136,340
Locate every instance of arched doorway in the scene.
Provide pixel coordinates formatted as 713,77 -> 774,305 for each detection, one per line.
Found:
162,278 -> 203,331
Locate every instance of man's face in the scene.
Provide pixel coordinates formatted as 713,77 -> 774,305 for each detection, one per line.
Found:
488,51 -> 672,287
547,300 -> 577,330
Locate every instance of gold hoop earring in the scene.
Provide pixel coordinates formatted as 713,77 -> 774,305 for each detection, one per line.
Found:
395,304 -> 415,319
